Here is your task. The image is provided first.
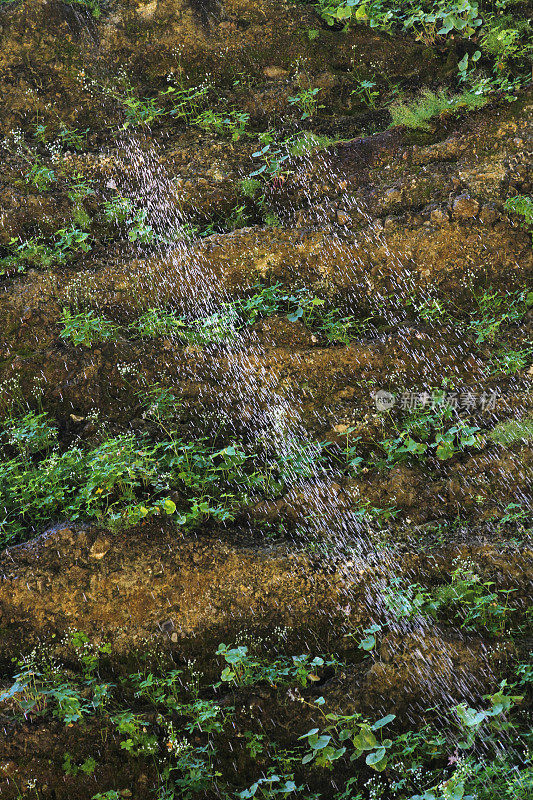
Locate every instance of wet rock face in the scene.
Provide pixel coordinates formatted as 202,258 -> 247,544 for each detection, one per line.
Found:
0,523 -> 347,663
0,520 -> 530,799
0,0 -> 454,132
1,519 -> 530,667
0,0 -> 532,796
0,96 -> 531,528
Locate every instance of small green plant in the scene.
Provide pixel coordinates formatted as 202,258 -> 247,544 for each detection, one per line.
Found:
55,226 -> 92,255
9,134 -> 56,192
285,131 -> 334,157
102,195 -> 134,224
457,49 -> 482,82
112,711 -> 159,756
122,94 -> 166,129
239,775 -> 302,798
26,161 -> 56,192
103,195 -> 154,244
216,644 -> 333,688
435,562 -> 518,635
160,80 -> 210,124
65,173 -> 95,204
454,682 -> 522,748
481,15 -> 532,72
63,753 -> 97,776
288,87 -> 322,120
193,108 -> 249,140
496,502 -> 530,531
57,123 -> 89,151
413,296 -> 449,321
488,345 -> 532,375
0,236 -> 55,276
250,135 -> 291,179
127,208 -> 155,244
226,203 -> 250,230
299,707 -> 396,771
351,78 -> 380,108
60,309 -> 120,347
66,172 -> 95,227
0,225 -> 91,277
135,308 -> 187,338
357,623 -> 382,654
240,177 -> 262,198
382,576 -> 440,620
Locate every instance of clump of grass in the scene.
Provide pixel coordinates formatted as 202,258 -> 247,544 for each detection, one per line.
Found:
488,417 -> 533,445
389,88 -> 488,130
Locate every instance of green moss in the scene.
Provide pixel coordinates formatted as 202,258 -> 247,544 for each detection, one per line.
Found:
489,417 -> 533,445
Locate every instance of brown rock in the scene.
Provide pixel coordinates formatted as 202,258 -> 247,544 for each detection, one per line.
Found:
89,536 -> 112,560
263,66 -> 289,80
430,207 -> 450,225
336,209 -> 352,226
480,203 -> 499,225
452,195 -> 480,218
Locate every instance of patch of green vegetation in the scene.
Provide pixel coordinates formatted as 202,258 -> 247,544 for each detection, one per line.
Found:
374,400 -> 482,466
102,194 -> 155,244
488,416 -> 533,445
504,195 -> 533,242
389,88 -> 488,130
193,108 -> 250,140
382,559 -> 522,636
7,134 -> 56,191
288,87 -> 322,120
99,74 -> 251,136
406,287 -> 532,352
66,172 -> 95,228
56,123 -> 90,151
0,226 -> 91,277
488,344 -> 532,375
236,133 -> 333,227
480,13 -> 533,72
250,134 -> 292,179
159,80 -> 211,124
469,288 -> 533,343
26,161 -> 56,192
60,308 -> 120,347
0,398 -> 289,547
313,0 -> 532,101
61,283 -> 370,348
63,753 -> 97,776
285,131 -> 335,157
2,410 -> 58,456
351,77 -> 381,108
495,502 -> 531,537
317,0 -> 483,40
0,633 -> 530,800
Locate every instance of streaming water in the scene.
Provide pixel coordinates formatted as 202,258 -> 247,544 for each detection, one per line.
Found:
97,128 -> 509,725
17,13 -> 530,764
